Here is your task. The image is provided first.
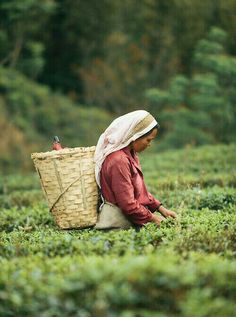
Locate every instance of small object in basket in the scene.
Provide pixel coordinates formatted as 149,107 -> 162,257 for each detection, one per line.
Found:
52,136 -> 63,150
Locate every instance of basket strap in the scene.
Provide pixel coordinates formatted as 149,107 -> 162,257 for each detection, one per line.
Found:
49,172 -> 92,212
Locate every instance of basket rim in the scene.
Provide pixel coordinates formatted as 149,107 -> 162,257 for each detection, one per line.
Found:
31,146 -> 96,159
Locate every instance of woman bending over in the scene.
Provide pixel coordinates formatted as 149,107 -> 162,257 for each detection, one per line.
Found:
94,110 -> 176,229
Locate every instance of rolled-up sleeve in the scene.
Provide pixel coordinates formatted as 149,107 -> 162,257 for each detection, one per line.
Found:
147,192 -> 162,212
107,156 -> 153,225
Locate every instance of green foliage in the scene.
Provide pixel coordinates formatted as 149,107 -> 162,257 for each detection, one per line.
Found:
41,0 -> 113,94
141,144 -> 236,188
0,204 -> 235,259
0,0 -> 56,78
0,190 -> 44,209
1,3 -> 236,172
0,144 -> 235,316
0,253 -> 236,317
0,174 -> 40,194
1,0 -> 236,112
79,1 -> 236,113
1,1 -> 236,310
146,27 -> 236,149
0,66 -> 113,171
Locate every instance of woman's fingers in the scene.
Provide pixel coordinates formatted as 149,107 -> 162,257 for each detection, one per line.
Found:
168,210 -> 177,218
151,214 -> 165,225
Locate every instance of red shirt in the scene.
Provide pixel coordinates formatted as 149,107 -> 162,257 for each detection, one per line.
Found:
100,146 -> 162,225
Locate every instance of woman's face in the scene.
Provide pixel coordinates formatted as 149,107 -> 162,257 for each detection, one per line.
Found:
132,128 -> 158,153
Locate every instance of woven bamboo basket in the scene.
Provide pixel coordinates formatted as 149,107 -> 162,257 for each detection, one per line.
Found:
31,146 -> 98,229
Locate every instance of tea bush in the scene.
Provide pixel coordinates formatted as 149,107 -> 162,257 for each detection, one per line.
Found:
0,144 -> 235,316
0,205 -> 235,260
0,253 -> 236,317
0,173 -> 40,194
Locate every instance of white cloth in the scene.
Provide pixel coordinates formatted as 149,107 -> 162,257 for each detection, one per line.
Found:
94,201 -> 132,229
94,110 -> 158,187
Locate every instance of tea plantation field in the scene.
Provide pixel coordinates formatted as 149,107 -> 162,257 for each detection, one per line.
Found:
0,144 -> 235,317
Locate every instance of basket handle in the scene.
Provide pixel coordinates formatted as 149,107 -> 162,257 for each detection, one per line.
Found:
49,172 -> 92,212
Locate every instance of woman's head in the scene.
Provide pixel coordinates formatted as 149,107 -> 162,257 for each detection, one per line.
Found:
94,110 -> 159,186
130,124 -> 159,153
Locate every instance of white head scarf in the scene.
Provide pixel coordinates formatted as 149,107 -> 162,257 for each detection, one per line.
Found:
94,110 -> 158,187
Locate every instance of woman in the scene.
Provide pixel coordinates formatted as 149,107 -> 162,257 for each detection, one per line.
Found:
94,110 -> 176,229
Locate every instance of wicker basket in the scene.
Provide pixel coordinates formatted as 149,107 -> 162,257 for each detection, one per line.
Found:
31,146 -> 98,229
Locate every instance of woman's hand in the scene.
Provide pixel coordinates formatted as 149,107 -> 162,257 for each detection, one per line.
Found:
158,205 -> 177,219
150,213 -> 165,226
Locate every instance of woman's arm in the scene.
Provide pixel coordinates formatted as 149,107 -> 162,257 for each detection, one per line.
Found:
158,205 -> 177,219
107,156 -> 154,225
147,192 -> 177,219
150,213 -> 165,225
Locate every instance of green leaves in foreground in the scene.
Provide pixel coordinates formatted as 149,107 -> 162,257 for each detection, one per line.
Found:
0,253 -> 236,317
0,204 -> 235,259
0,144 -> 235,316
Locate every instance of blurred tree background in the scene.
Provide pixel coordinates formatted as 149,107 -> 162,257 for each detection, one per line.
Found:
0,0 -> 235,171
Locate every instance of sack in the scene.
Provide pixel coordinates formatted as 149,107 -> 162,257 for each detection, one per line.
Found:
95,202 -> 132,229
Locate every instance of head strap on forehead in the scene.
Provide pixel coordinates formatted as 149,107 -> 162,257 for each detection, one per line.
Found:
123,113 -> 155,143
